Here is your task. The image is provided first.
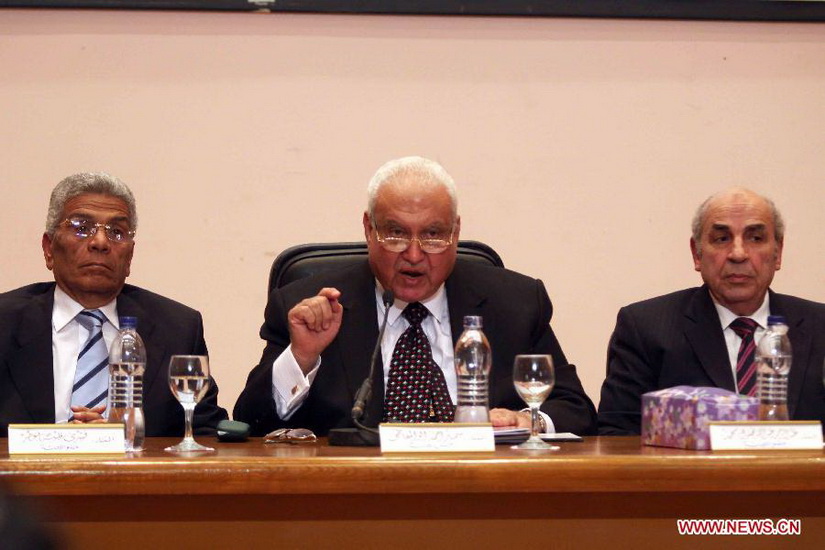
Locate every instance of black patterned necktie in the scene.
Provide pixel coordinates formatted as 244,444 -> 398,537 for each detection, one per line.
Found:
383,302 -> 456,423
730,317 -> 759,396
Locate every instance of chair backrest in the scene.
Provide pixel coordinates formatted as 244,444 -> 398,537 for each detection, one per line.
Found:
268,240 -> 504,294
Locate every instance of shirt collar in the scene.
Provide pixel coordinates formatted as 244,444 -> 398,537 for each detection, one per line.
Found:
712,291 -> 770,330
375,282 -> 449,328
53,285 -> 120,332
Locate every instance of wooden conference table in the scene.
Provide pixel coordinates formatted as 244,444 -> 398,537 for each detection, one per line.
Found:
1,436 -> 824,549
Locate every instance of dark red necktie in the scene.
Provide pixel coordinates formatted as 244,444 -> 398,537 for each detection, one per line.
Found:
730,317 -> 759,396
383,302 -> 456,423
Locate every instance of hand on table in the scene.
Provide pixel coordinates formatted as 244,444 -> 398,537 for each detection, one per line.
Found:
70,404 -> 107,423
490,408 -> 532,429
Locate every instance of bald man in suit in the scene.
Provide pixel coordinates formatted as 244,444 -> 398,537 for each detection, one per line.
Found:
598,187 -> 825,435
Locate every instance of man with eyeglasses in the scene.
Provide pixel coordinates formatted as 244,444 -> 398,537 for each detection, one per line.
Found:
0,172 -> 227,436
235,156 -> 596,437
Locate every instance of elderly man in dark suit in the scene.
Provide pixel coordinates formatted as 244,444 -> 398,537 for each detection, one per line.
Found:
598,187 -> 825,435
0,172 -> 227,437
235,156 -> 596,436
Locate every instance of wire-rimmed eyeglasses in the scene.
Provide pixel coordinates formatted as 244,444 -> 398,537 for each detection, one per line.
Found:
264,428 -> 317,444
373,226 -> 455,254
62,216 -> 135,243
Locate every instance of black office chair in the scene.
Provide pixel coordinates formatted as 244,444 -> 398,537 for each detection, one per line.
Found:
268,240 -> 504,293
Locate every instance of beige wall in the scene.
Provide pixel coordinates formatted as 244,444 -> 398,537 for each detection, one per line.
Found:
2,9 -> 824,416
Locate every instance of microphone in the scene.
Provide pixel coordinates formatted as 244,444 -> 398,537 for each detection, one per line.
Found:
352,289 -> 394,422
328,289 -> 393,447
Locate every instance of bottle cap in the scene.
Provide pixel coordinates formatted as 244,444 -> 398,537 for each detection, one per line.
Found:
119,316 -> 138,329
767,315 -> 787,326
463,315 -> 483,329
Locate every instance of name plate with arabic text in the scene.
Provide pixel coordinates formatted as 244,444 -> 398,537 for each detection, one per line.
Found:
8,424 -> 125,454
379,422 -> 495,453
709,421 -> 823,450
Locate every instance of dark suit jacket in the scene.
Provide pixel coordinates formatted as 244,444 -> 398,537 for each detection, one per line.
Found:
598,286 -> 825,435
234,259 -> 597,436
0,282 -> 228,437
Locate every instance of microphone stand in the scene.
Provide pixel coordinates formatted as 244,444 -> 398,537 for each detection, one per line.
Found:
328,290 -> 394,447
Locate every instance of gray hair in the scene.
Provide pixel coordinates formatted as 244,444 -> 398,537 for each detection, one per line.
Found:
366,156 -> 458,221
691,187 -> 785,254
45,172 -> 137,237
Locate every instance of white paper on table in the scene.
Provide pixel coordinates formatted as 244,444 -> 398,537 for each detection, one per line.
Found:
8,423 -> 125,454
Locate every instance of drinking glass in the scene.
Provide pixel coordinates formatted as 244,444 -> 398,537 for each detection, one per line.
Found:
512,354 -> 559,451
165,355 -> 214,452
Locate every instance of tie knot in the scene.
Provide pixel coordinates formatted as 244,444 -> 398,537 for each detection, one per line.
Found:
730,317 -> 758,338
402,302 -> 429,326
76,309 -> 105,331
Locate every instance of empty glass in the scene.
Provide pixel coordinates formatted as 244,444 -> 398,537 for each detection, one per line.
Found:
165,355 -> 214,453
512,354 -> 559,451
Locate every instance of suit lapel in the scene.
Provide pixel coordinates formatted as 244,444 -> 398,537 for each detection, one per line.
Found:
684,287 -> 736,391
332,262 -> 384,424
116,289 -> 163,394
445,261 -> 502,397
445,261 -> 489,347
770,292 -> 810,418
8,286 -> 57,422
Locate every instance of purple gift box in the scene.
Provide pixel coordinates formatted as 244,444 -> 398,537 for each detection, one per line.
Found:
641,386 -> 758,450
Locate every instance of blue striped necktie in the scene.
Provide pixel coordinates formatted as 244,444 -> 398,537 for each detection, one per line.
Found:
72,309 -> 110,409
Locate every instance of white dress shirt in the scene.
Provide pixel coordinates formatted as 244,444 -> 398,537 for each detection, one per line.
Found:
271,282 -> 554,432
711,293 -> 770,387
52,286 -> 120,422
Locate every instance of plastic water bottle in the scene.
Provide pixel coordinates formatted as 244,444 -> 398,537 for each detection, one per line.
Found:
454,315 -> 492,423
756,315 -> 792,422
108,316 -> 146,451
